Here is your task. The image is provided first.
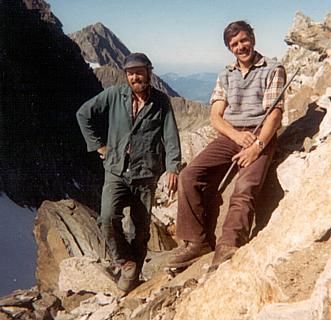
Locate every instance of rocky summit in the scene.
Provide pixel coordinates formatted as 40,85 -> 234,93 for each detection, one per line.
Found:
0,3 -> 331,320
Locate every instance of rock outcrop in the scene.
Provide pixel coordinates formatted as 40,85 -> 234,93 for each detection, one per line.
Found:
282,12 -> 331,125
175,135 -> 331,320
33,200 -> 111,294
284,12 -> 331,54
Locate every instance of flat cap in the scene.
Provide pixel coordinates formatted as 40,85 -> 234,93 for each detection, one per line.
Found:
123,52 -> 153,70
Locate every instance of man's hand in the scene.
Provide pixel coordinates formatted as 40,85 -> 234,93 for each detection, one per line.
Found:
232,143 -> 261,168
97,146 -> 107,160
233,131 -> 256,149
166,172 -> 178,196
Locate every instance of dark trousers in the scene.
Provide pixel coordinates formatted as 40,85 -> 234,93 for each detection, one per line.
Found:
100,169 -> 157,267
176,132 -> 277,248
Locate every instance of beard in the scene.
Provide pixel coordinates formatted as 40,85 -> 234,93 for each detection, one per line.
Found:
128,73 -> 151,94
130,80 -> 149,94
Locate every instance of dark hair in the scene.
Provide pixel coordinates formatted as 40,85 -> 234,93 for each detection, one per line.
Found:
223,20 -> 255,49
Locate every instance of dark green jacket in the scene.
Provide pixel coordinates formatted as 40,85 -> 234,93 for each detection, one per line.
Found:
76,84 -> 181,180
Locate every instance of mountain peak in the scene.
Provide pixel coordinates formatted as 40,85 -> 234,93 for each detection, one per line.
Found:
94,21 -> 106,28
79,22 -> 115,37
69,22 -> 130,67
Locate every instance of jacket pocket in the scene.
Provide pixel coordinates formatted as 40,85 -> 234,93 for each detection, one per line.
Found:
141,119 -> 161,132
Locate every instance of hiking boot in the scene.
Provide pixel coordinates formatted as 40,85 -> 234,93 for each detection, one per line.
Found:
208,244 -> 238,273
117,260 -> 139,293
167,241 -> 212,268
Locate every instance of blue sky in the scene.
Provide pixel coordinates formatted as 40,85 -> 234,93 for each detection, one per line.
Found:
47,0 -> 330,75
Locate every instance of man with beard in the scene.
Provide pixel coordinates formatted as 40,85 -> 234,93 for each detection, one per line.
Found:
77,52 -> 181,292
167,21 -> 286,272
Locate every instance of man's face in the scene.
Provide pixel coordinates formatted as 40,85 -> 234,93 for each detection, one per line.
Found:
228,31 -> 255,67
126,66 -> 150,94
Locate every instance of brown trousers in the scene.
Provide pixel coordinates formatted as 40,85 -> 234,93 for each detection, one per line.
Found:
176,131 -> 277,248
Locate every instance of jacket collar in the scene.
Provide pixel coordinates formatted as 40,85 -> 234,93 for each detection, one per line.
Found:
120,84 -> 154,129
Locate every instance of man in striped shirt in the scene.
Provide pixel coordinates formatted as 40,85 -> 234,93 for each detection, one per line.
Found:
168,20 -> 286,271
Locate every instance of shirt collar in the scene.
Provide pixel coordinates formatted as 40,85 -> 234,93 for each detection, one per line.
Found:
131,85 -> 151,104
226,51 -> 265,71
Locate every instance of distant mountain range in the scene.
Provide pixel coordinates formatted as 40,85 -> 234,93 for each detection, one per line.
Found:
160,72 -> 218,104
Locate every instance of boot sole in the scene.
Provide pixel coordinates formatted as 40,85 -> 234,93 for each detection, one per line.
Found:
166,255 -> 203,269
